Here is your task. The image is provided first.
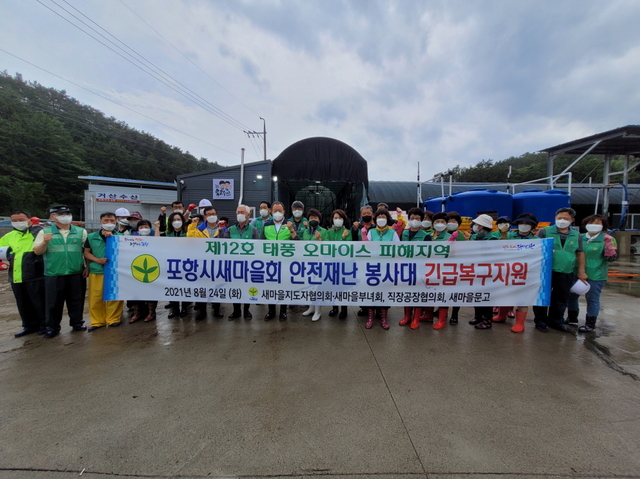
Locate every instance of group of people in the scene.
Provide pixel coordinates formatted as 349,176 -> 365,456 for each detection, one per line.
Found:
0,199 -> 617,339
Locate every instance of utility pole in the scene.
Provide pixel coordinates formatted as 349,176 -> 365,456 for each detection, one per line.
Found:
244,117 -> 267,161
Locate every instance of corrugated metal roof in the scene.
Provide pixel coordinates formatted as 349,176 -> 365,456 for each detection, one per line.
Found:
368,181 -> 640,206
540,125 -> 640,155
78,176 -> 176,188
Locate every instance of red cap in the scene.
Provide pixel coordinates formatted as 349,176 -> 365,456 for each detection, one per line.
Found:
30,217 -> 40,225
188,204 -> 197,211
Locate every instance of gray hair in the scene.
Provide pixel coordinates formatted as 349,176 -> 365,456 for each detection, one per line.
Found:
360,205 -> 374,214
555,207 -> 576,218
291,200 -> 304,209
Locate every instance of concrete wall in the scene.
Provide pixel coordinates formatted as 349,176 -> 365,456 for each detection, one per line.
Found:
84,185 -> 177,231
178,161 -> 272,220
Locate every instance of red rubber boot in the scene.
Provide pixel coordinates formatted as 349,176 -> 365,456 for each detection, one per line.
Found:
492,307 -> 509,323
399,307 -> 412,326
410,307 -> 421,329
365,309 -> 375,329
380,309 -> 390,330
511,311 -> 527,333
433,308 -> 447,329
420,307 -> 434,322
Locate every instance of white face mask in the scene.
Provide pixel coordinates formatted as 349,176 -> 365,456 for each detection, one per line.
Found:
129,221 -> 139,229
472,224 -> 480,234
172,221 -> 183,229
585,224 -> 603,233
498,223 -> 510,231
237,214 -> 247,223
555,219 -> 571,229
118,218 -> 129,226
11,221 -> 29,231
101,223 -> 116,232
434,223 -> 447,232
207,215 -> 218,224
58,215 -> 72,225
173,209 -> 183,215
376,217 -> 387,227
446,223 -> 458,231
518,224 -> 532,233
333,219 -> 344,228
138,228 -> 151,236
292,210 -> 303,219
272,212 -> 284,222
421,221 -> 432,229
409,219 -> 421,229
260,209 -> 269,218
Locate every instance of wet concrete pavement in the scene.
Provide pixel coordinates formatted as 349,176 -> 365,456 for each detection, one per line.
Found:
0,263 -> 639,479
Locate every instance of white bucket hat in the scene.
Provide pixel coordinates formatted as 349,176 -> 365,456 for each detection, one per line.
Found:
472,214 -> 493,229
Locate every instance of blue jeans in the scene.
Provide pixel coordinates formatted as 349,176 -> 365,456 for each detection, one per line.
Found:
568,280 -> 606,317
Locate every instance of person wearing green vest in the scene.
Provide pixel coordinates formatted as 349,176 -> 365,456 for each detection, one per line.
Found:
445,211 -> 467,241
221,204 -> 260,321
398,207 -> 431,330
321,209 -> 352,320
298,209 -> 326,321
251,201 -> 272,236
261,201 -> 300,321
421,210 -> 434,236
465,214 -> 499,330
365,208 -> 399,330
492,213 -> 540,333
0,210 -> 45,337
567,214 -> 617,333
486,216 -> 511,240
83,212 -> 124,331
33,205 -> 88,339
533,207 -> 587,333
288,201 -> 308,234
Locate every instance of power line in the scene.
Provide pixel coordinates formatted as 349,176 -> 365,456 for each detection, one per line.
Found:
37,0 -> 253,132
118,0 -> 262,119
0,48 -> 238,158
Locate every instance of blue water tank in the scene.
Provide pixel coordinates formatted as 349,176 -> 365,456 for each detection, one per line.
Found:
423,196 -> 447,213
512,189 -> 571,223
444,188 -> 513,218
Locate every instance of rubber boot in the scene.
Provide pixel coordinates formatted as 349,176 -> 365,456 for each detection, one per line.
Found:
511,311 -> 527,333
420,307 -> 434,322
410,307 -> 421,330
566,310 -> 579,325
492,307 -> 509,323
243,304 -> 252,320
365,309 -> 375,329
578,316 -> 597,333
339,306 -> 348,320
399,307 -> 412,326
212,303 -> 223,318
433,308 -> 447,329
380,309 -> 390,330
312,305 -> 321,322
302,306 -> 314,316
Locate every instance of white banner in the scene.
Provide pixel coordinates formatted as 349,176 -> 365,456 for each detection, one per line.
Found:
104,237 -> 552,306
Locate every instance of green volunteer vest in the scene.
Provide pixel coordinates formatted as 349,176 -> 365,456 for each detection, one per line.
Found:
300,226 -> 326,241
321,227 -> 351,241
401,229 -> 429,241
43,225 -> 85,276
229,224 -> 256,239
431,230 -> 451,241
545,225 -> 580,274
253,216 -> 271,233
263,223 -> 292,240
582,233 -> 615,281
507,231 -> 537,240
369,228 -> 396,241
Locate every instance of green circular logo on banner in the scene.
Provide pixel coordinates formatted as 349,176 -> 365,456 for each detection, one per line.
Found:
131,255 -> 160,283
248,287 -> 259,297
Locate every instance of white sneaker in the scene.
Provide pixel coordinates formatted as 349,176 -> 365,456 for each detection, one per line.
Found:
302,306 -> 314,316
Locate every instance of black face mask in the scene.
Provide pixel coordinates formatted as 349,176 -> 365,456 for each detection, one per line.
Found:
362,215 -> 372,223
309,220 -> 319,228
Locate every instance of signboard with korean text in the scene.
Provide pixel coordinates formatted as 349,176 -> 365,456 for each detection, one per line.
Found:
96,191 -> 141,203
212,179 -> 234,200
104,237 -> 552,307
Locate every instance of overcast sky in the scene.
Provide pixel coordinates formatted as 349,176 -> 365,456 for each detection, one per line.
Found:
2,0 -> 639,181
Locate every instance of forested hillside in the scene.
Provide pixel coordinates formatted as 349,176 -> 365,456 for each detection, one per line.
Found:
0,72 -> 221,217
434,151 -> 640,184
